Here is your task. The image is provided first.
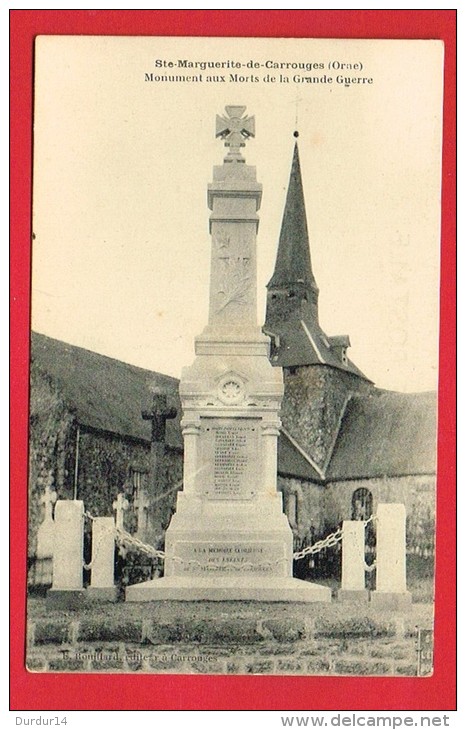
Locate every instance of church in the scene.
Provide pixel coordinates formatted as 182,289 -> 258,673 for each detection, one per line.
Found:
264,142 -> 436,564
28,140 -> 437,583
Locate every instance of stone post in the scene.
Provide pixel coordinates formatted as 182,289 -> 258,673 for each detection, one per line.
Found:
36,487 -> 57,559
46,500 -> 86,609
87,517 -> 118,602
338,520 -> 369,602
371,503 -> 412,609
34,487 -> 57,586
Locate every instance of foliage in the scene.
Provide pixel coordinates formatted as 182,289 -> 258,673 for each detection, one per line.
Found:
28,364 -> 75,557
115,545 -> 163,588
76,429 -> 145,517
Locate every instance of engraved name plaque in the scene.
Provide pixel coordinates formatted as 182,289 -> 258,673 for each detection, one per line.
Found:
201,418 -> 260,500
173,541 -> 286,576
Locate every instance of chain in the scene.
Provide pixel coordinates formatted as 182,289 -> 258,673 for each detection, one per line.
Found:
83,510 -> 377,570
83,511 -> 166,566
115,527 -> 166,560
292,514 -> 376,561
293,527 -> 343,560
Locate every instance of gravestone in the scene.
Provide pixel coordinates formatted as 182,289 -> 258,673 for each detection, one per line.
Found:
46,500 -> 86,608
126,107 -> 330,602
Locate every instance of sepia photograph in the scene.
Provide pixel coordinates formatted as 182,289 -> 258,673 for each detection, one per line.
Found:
26,34 -> 443,680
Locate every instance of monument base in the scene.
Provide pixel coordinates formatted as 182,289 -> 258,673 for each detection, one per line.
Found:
46,589 -> 87,610
337,589 -> 369,603
125,575 -> 331,603
370,591 -> 412,610
86,586 -> 120,602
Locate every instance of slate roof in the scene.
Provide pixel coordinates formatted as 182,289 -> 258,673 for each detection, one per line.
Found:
267,143 -> 318,294
326,390 -> 438,481
278,430 -> 323,482
264,142 -> 369,380
268,317 -> 370,380
30,332 -> 183,449
31,332 -> 437,482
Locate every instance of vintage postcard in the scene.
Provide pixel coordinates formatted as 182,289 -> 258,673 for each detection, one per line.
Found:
27,35 -> 444,681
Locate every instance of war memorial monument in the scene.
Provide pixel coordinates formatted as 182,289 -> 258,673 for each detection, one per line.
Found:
126,106 -> 331,603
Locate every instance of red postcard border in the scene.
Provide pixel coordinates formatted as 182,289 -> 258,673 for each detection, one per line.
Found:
10,10 -> 457,711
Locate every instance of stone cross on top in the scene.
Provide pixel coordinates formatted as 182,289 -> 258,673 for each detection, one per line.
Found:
142,390 -> 177,444
216,105 -> 255,159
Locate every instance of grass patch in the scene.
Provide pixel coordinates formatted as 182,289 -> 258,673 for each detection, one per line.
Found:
315,616 -> 396,639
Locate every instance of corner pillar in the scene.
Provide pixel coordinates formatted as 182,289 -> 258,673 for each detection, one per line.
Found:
371,503 -> 412,610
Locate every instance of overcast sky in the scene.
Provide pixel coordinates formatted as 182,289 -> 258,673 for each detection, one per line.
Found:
32,36 -> 444,393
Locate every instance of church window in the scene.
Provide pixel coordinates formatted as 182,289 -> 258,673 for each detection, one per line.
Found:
351,487 -> 373,521
130,467 -> 145,500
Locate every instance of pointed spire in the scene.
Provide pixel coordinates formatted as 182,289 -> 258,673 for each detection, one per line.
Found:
267,142 -> 318,295
263,139 -> 368,380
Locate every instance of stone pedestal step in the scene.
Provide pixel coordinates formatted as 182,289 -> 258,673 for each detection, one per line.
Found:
125,575 -> 332,603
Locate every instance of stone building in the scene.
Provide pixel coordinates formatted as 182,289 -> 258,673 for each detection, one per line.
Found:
265,143 -> 437,564
29,331 -> 183,575
28,142 -> 437,580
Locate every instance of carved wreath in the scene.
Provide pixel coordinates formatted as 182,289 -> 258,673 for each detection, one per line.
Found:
216,258 -> 252,312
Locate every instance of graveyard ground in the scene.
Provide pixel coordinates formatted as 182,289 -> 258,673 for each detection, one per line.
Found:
26,576 -> 434,677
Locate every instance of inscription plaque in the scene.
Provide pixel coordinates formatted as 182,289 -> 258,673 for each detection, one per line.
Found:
173,541 -> 286,576
201,418 -> 259,499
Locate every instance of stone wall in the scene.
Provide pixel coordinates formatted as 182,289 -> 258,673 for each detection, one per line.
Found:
278,473 -> 435,586
279,474 -> 435,542
278,477 -> 326,542
322,475 -> 435,551
29,366 -> 75,558
29,369 -> 184,581
281,366 -> 371,470
76,427 -> 153,522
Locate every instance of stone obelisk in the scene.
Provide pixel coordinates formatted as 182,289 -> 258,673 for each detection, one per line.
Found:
126,107 -> 330,601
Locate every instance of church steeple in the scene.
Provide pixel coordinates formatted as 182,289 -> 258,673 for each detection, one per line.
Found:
267,141 -> 319,315
264,137 -> 368,380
